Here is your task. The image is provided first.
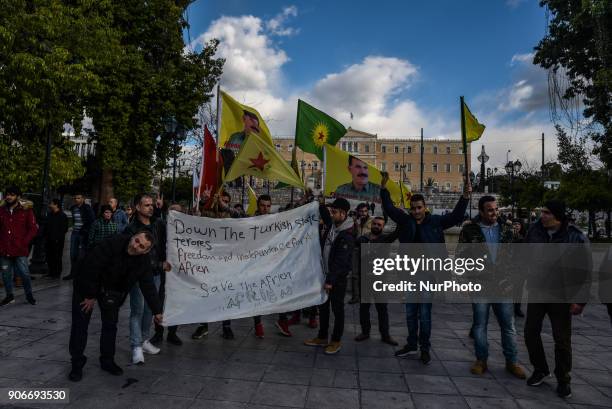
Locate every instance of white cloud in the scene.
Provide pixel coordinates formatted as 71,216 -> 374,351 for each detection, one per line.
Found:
195,15 -> 289,94
506,0 -> 526,9
497,52 -> 549,112
266,6 -> 299,37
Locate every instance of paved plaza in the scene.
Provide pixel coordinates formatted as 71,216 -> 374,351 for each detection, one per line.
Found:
1,269 -> 611,409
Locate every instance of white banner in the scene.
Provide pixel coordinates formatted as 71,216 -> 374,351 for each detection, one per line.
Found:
164,202 -> 326,326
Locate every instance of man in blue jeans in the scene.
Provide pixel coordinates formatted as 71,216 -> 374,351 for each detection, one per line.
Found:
457,195 -> 526,379
64,193 -> 94,280
380,172 -> 470,365
0,186 -> 39,306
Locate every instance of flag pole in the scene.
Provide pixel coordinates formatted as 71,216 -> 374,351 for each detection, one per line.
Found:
460,96 -> 471,218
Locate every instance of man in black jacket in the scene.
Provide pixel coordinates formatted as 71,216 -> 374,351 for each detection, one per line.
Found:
304,198 -> 355,355
68,231 -> 162,382
45,199 -> 68,278
64,193 -> 95,280
126,194 -> 178,366
523,200 -> 591,399
354,216 -> 399,345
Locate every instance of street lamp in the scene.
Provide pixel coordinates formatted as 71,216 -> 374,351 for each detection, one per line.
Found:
505,160 -> 522,217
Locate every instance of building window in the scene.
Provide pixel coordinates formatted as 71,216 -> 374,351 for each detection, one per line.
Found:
275,144 -> 281,152
406,146 -> 412,153
433,145 -> 438,154
381,162 -> 387,171
433,182 -> 439,188
288,144 -> 293,152
394,162 -> 400,171
458,164 -> 465,173
432,163 -> 438,173
394,145 -> 399,153
445,182 -> 451,191
446,146 -> 451,154
458,147 -> 463,154
364,144 -> 370,153
406,163 -> 412,172
381,145 -> 386,154
445,163 -> 451,173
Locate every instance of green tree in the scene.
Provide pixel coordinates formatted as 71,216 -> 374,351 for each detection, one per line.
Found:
0,0 -> 113,193
534,0 -> 611,167
84,1 -> 224,201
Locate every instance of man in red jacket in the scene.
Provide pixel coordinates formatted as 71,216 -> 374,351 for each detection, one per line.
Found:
0,186 -> 39,306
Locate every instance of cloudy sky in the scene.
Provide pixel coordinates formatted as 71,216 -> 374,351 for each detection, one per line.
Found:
185,0 -> 556,169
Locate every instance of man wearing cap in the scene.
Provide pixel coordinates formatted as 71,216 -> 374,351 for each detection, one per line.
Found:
0,186 -> 38,306
304,197 -> 355,354
523,199 -> 591,399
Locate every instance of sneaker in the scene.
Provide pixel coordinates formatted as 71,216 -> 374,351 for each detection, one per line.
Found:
304,337 -> 328,347
142,340 -> 160,355
505,362 -> 526,379
222,326 -> 234,340
307,318 -> 318,329
1,294 -> 15,306
354,333 -> 370,342
527,371 -> 550,387
275,320 -> 292,337
26,294 -> 36,305
470,359 -> 488,375
288,312 -> 301,326
394,345 -> 418,357
420,350 -> 431,365
149,332 -> 163,345
192,324 -> 209,339
68,366 -> 83,382
381,336 -> 399,346
324,341 -> 342,355
100,360 -> 123,375
167,332 -> 183,346
556,383 -> 572,399
131,347 -> 145,365
254,323 -> 265,339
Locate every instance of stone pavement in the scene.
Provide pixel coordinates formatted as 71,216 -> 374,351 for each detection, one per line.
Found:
1,277 -> 611,409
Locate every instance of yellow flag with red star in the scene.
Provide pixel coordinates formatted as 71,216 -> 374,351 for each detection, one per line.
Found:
224,133 -> 304,189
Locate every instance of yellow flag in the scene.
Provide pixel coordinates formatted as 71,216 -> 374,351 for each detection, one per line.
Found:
220,91 -> 274,149
324,144 -> 407,206
462,101 -> 485,143
225,133 -> 304,189
246,184 -> 257,216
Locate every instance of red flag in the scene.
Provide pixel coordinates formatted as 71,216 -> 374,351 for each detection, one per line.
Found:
198,125 -> 219,207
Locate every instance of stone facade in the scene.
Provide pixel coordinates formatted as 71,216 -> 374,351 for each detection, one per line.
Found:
272,127 -> 471,193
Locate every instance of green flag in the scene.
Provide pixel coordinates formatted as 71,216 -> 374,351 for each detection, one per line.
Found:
295,99 -> 346,159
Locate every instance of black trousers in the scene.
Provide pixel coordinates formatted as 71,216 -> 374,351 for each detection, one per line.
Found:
318,279 -> 347,342
45,238 -> 64,277
69,291 -> 120,368
524,303 -> 572,384
360,303 -> 390,337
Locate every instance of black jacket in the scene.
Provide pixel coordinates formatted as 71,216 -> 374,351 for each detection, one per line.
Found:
381,188 -> 468,244
125,217 -> 167,275
524,220 -> 592,304
45,210 -> 68,241
74,235 -> 162,314
320,205 -> 355,285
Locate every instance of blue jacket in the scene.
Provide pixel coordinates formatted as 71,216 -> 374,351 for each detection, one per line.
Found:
381,189 -> 468,243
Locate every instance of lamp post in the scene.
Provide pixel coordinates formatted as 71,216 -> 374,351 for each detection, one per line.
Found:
163,116 -> 178,203
505,159 -> 522,218
477,146 -> 489,193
